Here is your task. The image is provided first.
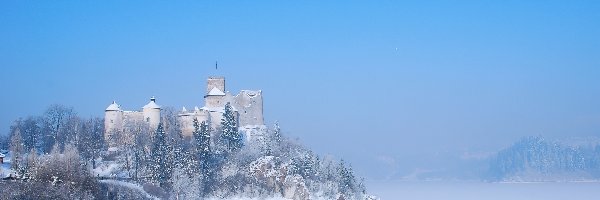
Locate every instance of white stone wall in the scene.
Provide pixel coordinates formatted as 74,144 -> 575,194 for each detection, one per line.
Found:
123,111 -> 143,124
233,90 -> 264,126
104,110 -> 123,140
143,107 -> 161,130
179,109 -> 210,138
205,95 -> 225,108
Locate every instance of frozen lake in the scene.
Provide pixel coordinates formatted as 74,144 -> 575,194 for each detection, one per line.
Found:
367,180 -> 600,200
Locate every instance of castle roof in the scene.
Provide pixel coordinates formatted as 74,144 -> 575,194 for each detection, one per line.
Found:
207,87 -> 226,96
106,101 -> 121,111
143,97 -> 161,109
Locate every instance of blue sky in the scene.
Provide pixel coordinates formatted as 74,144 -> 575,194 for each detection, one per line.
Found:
1,1 -> 599,179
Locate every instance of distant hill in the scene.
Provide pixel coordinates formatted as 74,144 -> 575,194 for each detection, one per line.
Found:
487,136 -> 600,182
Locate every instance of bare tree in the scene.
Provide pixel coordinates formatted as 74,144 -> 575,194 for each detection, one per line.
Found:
41,104 -> 76,153
76,117 -> 105,169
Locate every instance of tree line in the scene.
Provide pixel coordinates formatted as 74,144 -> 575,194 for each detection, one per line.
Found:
114,102 -> 367,199
488,136 -> 600,181
2,102 -> 369,199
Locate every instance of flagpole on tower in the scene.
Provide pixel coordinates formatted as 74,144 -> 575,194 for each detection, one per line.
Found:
215,61 -> 218,70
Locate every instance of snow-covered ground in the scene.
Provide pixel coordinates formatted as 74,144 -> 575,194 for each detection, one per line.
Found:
205,197 -> 288,200
367,180 -> 600,200
92,161 -> 122,178
99,180 -> 159,200
0,152 -> 13,178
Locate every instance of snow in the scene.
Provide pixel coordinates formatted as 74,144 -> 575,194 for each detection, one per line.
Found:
100,180 -> 160,200
249,156 -> 280,179
367,180 -> 600,200
1,152 -> 13,178
143,101 -> 161,109
108,147 -> 119,152
106,101 -> 121,111
220,163 -> 240,178
92,161 -> 122,178
208,87 -> 226,96
205,196 -> 287,200
240,125 -> 267,142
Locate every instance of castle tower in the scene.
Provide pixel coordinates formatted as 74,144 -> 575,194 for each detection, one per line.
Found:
104,101 -> 123,140
142,96 -> 161,130
205,77 -> 226,108
207,76 -> 225,94
235,90 -> 264,126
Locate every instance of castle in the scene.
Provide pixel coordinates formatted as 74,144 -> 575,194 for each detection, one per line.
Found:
104,76 -> 264,142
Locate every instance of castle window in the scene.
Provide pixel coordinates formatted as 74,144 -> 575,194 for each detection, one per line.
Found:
146,117 -> 150,122
110,120 -> 114,123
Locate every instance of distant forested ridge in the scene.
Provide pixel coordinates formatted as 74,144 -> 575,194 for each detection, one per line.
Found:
488,136 -> 600,181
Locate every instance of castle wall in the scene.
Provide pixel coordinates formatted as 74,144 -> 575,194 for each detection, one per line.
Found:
233,90 -> 264,126
143,107 -> 161,130
122,111 -> 144,129
205,95 -> 225,108
179,109 -> 210,138
104,110 -> 123,140
207,108 -> 230,130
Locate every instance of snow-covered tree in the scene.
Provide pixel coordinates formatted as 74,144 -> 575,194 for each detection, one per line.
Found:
170,167 -> 200,200
24,148 -> 39,179
198,120 -> 211,169
150,123 -> 172,188
10,126 -> 25,175
0,134 -> 8,151
4,104 -> 372,199
488,136 -> 600,181
273,121 -> 282,145
77,117 -> 105,169
262,121 -> 282,156
41,104 -> 76,153
27,143 -> 99,197
221,102 -> 242,152
21,117 -> 41,152
337,159 -> 357,196
192,118 -> 215,195
132,124 -> 152,181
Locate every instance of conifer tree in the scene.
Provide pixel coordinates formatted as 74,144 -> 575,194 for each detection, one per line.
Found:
273,121 -> 282,144
337,159 -> 356,195
221,102 -> 241,152
197,120 -> 212,170
150,123 -> 171,188
193,118 -> 213,195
